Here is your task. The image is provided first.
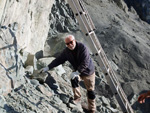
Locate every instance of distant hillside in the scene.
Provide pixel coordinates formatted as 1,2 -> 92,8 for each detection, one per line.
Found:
124,0 -> 150,23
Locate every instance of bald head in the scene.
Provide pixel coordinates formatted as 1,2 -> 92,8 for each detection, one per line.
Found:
64,35 -> 76,50
65,35 -> 75,42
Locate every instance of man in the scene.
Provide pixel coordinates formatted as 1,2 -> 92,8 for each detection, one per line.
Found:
41,35 -> 96,113
138,91 -> 150,104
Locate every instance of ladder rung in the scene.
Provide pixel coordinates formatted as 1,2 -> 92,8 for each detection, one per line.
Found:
116,84 -> 120,91
80,11 -> 86,15
82,11 -> 86,15
125,102 -> 128,110
107,68 -> 110,74
95,48 -> 102,56
75,11 -> 86,16
86,31 -> 94,36
98,48 -> 102,54
89,31 -> 94,35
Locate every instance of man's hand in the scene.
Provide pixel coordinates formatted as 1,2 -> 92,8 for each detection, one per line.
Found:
70,71 -> 80,80
138,91 -> 150,104
138,93 -> 147,104
40,67 -> 49,73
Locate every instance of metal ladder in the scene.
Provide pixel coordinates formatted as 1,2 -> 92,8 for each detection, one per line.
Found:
67,0 -> 134,113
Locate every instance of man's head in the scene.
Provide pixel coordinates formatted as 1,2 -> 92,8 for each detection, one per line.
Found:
65,35 -> 76,50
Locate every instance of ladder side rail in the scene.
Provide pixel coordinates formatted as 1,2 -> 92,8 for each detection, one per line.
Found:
84,33 -> 111,75
68,0 -> 89,34
89,32 -> 103,54
68,0 -> 93,34
68,0 -> 119,85
68,0 -> 128,99
86,34 -> 131,111
68,1 -> 112,73
75,0 -> 95,32
78,0 -> 96,30
105,73 -> 128,112
106,64 -> 134,113
68,0 -> 119,87
98,48 -> 134,113
102,61 -> 133,113
81,5 -> 130,105
68,0 -> 101,53
81,18 -> 135,113
68,0 -> 134,113
117,83 -> 134,111
95,51 -> 132,113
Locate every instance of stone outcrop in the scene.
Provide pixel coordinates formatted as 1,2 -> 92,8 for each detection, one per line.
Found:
1,0 -> 54,54
0,0 -> 55,95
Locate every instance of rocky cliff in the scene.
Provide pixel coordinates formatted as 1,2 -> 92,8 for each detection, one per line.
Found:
0,0 -> 150,113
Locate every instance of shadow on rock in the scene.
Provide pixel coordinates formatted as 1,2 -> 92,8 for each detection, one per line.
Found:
45,72 -> 58,94
4,104 -> 20,113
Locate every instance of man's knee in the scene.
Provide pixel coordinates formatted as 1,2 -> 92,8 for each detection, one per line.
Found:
87,90 -> 95,100
71,77 -> 79,88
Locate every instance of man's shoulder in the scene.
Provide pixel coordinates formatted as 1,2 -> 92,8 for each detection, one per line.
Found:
63,47 -> 71,53
77,41 -> 86,48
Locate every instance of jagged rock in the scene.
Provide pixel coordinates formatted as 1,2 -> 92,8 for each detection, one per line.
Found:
25,53 -> 37,70
31,70 -> 48,83
44,33 -> 67,57
122,82 -> 134,101
0,0 -> 6,22
0,95 -> 6,107
113,0 -> 129,13
30,79 -> 39,86
69,103 -> 83,113
36,57 -> 66,76
0,69 -> 12,96
106,106 -> 119,113
36,85 -> 53,97
60,93 -> 70,104
51,95 -> 63,106
101,96 -> 110,106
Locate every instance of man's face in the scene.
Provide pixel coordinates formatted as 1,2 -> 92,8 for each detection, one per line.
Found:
65,36 -> 76,50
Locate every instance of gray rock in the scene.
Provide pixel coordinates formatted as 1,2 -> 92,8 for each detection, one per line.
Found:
52,95 -> 63,106
60,93 -> 70,104
25,53 -> 37,70
0,96 -> 6,107
101,96 -> 110,106
36,85 -> 53,97
106,106 -> 119,113
30,79 -> 39,86
31,70 -> 48,83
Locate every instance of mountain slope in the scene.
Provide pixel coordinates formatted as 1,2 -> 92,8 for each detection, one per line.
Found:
0,0 -> 150,113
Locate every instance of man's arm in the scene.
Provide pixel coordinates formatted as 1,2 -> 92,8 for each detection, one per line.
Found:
48,50 -> 67,70
40,49 -> 67,73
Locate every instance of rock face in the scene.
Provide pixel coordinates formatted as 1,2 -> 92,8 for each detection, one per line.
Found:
1,0 -> 54,54
0,0 -> 54,95
0,0 -> 150,113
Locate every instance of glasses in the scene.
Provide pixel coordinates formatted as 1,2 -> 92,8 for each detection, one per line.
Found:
65,40 -> 74,46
